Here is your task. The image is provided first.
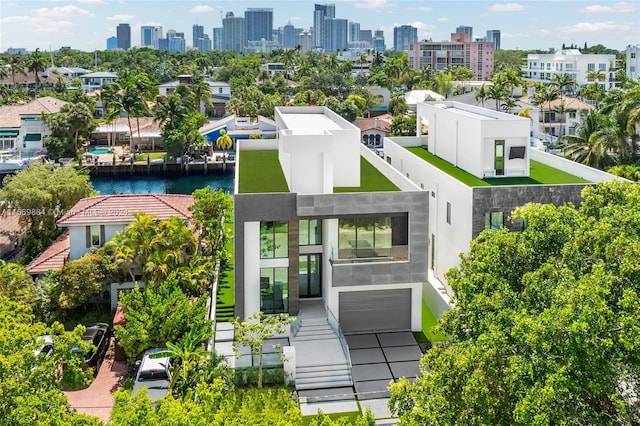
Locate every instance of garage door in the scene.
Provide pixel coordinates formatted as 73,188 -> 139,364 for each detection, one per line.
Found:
339,289 -> 411,334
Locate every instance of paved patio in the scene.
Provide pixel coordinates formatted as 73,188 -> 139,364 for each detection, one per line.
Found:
347,332 -> 422,400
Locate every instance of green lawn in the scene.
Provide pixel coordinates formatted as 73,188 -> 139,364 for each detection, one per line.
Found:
238,150 -> 289,193
407,147 -> 589,187
334,157 -> 399,192
216,207 -> 235,322
421,300 -> 447,342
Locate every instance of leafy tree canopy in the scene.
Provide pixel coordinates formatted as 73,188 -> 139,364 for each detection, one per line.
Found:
389,181 -> 640,425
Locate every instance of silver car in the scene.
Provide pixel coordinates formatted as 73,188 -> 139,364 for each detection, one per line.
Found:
132,348 -> 172,401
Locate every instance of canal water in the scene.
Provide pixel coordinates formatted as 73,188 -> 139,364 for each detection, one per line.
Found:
91,172 -> 234,195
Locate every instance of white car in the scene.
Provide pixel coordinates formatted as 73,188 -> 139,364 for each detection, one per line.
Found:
33,335 -> 54,358
132,348 -> 172,401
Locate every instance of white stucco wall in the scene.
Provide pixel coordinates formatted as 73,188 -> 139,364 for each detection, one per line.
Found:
67,223 -> 127,260
279,132 -> 333,194
243,221 -> 261,318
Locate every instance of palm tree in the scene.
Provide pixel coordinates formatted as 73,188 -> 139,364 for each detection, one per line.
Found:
27,48 -> 48,97
189,74 -> 213,115
216,129 -> 233,171
561,109 -> 614,169
487,83 -> 510,111
7,54 -> 25,91
372,51 -> 385,68
550,73 -> 576,104
62,102 -> 94,151
155,328 -> 210,395
474,84 -> 489,107
533,85 -> 559,140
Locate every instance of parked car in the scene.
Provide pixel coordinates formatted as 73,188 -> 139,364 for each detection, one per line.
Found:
132,348 -> 172,401
33,335 -> 54,359
72,323 -> 111,369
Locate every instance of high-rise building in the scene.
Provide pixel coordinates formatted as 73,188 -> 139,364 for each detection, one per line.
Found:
455,25 -> 473,42
408,35 -> 494,80
106,36 -> 118,50
373,30 -> 386,52
222,12 -> 245,53
283,22 -> 298,49
141,26 -> 162,49
393,25 -> 418,51
348,22 -> 360,43
116,23 -> 131,50
323,18 -> 348,53
297,30 -> 313,53
313,3 -> 335,50
359,30 -> 372,44
485,30 -> 501,50
212,27 -> 223,51
158,29 -> 185,53
193,25 -> 211,51
245,8 -> 273,44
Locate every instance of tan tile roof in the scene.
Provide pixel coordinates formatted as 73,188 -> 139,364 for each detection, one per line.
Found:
353,114 -> 393,133
0,211 -> 26,258
98,117 -> 162,136
57,194 -> 194,226
0,96 -> 67,128
0,70 -> 66,86
519,95 -> 594,111
26,229 -> 70,274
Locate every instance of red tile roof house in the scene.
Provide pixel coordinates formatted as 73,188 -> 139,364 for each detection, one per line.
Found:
27,194 -> 194,308
0,211 -> 27,260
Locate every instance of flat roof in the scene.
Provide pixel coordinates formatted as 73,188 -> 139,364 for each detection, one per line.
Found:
443,106 -> 498,120
407,147 -> 590,187
279,113 -> 343,133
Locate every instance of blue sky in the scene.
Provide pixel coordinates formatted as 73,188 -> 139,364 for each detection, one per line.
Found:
0,0 -> 638,52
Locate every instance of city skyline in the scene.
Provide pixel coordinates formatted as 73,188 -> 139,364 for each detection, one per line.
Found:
0,0 -> 638,52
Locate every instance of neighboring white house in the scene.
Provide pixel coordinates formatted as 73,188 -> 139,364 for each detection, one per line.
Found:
522,49 -> 618,90
27,194 -> 194,274
80,71 -> 118,93
0,96 -> 66,153
158,75 -> 231,117
43,66 -> 91,81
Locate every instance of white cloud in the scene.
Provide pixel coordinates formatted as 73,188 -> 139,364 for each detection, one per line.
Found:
558,21 -> 629,34
32,5 -> 94,18
354,0 -> 396,10
501,32 -> 527,39
437,17 -> 450,22
489,3 -> 527,12
106,14 -> 134,21
189,5 -> 213,14
76,0 -> 105,4
382,21 -> 435,39
408,6 -> 432,12
581,2 -> 640,13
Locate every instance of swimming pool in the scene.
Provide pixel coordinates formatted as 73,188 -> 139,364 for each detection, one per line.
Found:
88,147 -> 113,155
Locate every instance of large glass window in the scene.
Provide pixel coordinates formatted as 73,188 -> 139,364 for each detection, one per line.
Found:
260,221 -> 288,259
337,214 -> 408,262
495,140 -> 505,176
484,212 -> 504,231
260,267 -> 288,314
299,219 -> 321,246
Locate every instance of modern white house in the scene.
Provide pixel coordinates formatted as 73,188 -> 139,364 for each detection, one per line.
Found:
80,71 -> 118,93
522,49 -> 618,90
385,101 -> 621,310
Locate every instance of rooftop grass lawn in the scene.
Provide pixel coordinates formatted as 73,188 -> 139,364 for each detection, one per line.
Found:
407,147 -> 589,187
216,207 -> 235,322
334,157 -> 399,192
422,300 -> 447,342
238,150 -> 289,193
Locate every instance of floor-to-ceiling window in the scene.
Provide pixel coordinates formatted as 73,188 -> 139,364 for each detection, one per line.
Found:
299,254 -> 321,297
336,214 -> 408,262
495,140 -> 505,176
260,222 -> 289,313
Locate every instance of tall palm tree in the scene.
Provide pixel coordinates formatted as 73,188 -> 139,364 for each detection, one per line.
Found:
216,129 -> 233,171
62,102 -> 94,151
533,85 -> 559,140
7,54 -> 26,91
550,73 -> 576,104
156,328 -> 210,395
561,109 -> 614,169
27,48 -> 48,97
487,84 -> 510,111
474,84 -> 489,107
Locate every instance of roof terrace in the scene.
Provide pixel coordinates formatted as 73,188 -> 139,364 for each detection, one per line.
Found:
238,150 -> 399,194
407,147 -> 590,186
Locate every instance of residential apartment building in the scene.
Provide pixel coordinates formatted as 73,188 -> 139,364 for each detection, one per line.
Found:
212,28 -> 223,51
313,3 -> 335,50
626,44 -> 639,80
359,30 -> 372,45
323,18 -> 348,53
192,25 -> 211,52
296,30 -> 313,53
408,36 -> 495,80
394,25 -> 418,52
140,26 -> 162,49
522,49 -> 618,90
116,23 -> 131,50
348,22 -> 360,43
282,22 -> 299,49
158,30 -> 185,53
245,8 -> 273,44
222,12 -> 245,53
373,29 -> 386,52
106,37 -> 118,51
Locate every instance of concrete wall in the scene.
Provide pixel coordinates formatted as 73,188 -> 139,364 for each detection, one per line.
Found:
531,149 -> 624,183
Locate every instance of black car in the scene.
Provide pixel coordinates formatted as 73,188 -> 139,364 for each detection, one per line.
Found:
73,323 -> 111,369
